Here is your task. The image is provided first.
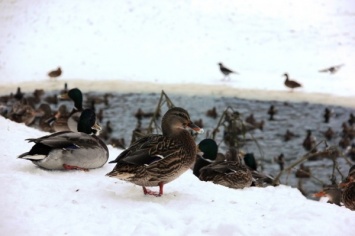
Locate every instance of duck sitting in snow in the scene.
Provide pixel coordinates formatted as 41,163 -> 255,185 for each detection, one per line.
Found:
106,107 -> 204,196
193,139 -> 218,178
339,165 -> 355,211
195,139 -> 253,189
18,109 -> 109,171
313,184 -> 342,206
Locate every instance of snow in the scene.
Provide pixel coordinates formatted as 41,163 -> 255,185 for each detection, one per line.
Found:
1,116 -> 354,236
1,0 -> 355,235
0,0 -> 354,98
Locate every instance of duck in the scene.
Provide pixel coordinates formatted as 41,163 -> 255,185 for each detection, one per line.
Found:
243,152 -> 277,187
245,114 -> 264,131
267,105 -> 277,121
323,108 -> 332,123
59,88 -> 84,132
48,67 -> 62,80
50,104 -> 70,132
302,129 -> 317,153
193,139 -> 218,178
283,73 -> 302,91
18,109 -> 109,171
206,107 -> 218,119
218,62 -> 238,81
295,163 -> 311,178
318,64 -> 343,74
196,141 -> 252,189
14,87 -> 24,101
37,103 -> 55,132
313,184 -> 342,206
339,165 -> 355,210
106,107 -> 204,196
322,127 -> 334,141
284,129 -> 296,142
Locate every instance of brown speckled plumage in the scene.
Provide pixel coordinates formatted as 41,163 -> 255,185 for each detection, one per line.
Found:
106,107 -> 203,196
198,147 -> 253,189
340,165 -> 355,210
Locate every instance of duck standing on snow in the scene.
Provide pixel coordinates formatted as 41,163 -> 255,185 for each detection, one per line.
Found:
18,109 -> 109,171
106,107 -> 204,196
283,73 -> 302,91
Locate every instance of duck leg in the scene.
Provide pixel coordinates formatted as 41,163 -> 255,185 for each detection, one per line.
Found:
142,182 -> 164,197
63,164 -> 89,172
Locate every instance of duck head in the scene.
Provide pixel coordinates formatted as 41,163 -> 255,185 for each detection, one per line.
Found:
162,107 -> 204,136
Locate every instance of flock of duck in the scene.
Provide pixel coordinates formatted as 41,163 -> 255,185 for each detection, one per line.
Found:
0,75 -> 354,210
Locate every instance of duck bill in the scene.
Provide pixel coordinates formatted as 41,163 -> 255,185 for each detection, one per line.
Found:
313,191 -> 326,198
59,93 -> 69,100
188,122 -> 204,134
92,122 -> 102,132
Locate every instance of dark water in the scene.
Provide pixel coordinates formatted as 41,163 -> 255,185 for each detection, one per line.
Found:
81,91 -> 354,197
7,89 -> 355,198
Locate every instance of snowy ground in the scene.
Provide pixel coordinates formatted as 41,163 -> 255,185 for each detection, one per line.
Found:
0,0 -> 354,97
1,116 -> 355,236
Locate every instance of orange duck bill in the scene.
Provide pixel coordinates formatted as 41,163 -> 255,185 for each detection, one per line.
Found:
188,122 -> 204,134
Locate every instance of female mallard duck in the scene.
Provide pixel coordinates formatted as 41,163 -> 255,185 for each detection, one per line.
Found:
313,184 -> 342,206
106,107 -> 203,196
196,141 -> 252,189
339,165 -> 355,210
18,109 -> 109,171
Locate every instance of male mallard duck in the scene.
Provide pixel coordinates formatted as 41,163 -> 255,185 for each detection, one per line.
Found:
283,73 -> 302,91
243,152 -> 277,186
193,139 -> 218,178
218,62 -> 238,81
48,67 -> 62,80
197,143 -> 253,189
106,107 -> 203,196
18,109 -> 108,171
339,165 -> 355,210
53,88 -> 83,132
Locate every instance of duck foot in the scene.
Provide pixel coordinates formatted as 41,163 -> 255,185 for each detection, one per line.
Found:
142,183 -> 164,197
63,164 -> 89,172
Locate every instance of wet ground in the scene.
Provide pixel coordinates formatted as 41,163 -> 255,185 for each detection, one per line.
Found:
5,89 -> 355,198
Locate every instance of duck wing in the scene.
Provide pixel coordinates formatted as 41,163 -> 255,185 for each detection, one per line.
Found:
26,131 -> 100,150
200,161 -> 240,175
109,134 -> 182,166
